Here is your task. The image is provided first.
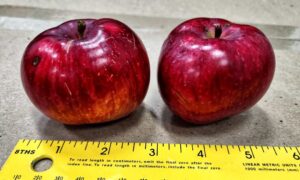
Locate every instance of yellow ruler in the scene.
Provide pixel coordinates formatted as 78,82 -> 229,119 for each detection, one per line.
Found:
1,139 -> 300,179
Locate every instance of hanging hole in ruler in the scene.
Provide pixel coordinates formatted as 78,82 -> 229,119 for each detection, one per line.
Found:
31,156 -> 53,172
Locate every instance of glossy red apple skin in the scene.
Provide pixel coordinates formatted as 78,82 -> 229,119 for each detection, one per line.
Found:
158,18 -> 275,124
21,18 -> 150,125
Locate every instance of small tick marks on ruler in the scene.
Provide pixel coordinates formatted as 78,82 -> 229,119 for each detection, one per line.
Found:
284,146 -> 288,153
226,145 -> 230,154
261,146 -> 265,152
37,140 -> 42,149
132,143 -> 136,152
203,145 -> 207,157
273,147 -> 278,156
84,142 -> 89,150
26,140 -> 31,146
249,146 -> 255,158
108,142 -> 112,155
180,144 -> 182,153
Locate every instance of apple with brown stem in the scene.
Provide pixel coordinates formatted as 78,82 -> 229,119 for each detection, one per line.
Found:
21,18 -> 150,124
158,18 -> 275,124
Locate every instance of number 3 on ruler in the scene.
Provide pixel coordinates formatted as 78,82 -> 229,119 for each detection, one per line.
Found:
149,148 -> 156,156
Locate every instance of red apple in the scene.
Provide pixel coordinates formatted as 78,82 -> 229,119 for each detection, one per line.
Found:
158,18 -> 275,124
21,18 -> 150,124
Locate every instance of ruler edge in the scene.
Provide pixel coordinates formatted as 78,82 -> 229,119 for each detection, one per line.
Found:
1,139 -> 300,177
2,138 -> 299,163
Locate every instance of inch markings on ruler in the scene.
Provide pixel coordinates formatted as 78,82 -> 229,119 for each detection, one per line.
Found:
0,139 -> 299,179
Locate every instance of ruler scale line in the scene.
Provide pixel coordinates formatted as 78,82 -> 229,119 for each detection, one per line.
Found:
108,142 -> 112,155
283,146 -> 288,153
295,147 -> 300,155
203,145 -> 207,157
36,140 -> 42,149
249,146 -> 255,158
226,145 -> 230,155
180,144 -> 182,153
132,143 -> 136,152
272,146 -> 278,156
50,140 -> 54,147
59,141 -> 65,153
26,140 -> 31,146
84,141 -> 89,151
74,141 -> 78,148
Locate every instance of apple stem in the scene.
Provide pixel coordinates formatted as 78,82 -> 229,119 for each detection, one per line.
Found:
77,20 -> 86,39
215,25 -> 222,38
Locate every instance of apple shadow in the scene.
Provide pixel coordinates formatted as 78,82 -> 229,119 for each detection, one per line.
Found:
160,105 -> 275,145
35,104 -> 149,141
